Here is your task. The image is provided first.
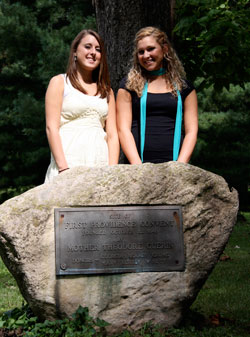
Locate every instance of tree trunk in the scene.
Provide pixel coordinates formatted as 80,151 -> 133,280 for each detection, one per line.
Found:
94,0 -> 175,93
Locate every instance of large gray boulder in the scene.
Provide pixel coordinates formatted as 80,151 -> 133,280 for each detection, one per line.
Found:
0,163 -> 238,333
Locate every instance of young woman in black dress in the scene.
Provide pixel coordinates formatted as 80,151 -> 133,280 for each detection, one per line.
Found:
116,26 -> 198,164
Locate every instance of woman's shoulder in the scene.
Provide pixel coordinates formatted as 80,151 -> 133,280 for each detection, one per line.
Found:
48,74 -> 65,86
46,74 -> 68,97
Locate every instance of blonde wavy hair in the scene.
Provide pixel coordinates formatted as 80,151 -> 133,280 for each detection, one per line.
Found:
126,26 -> 186,97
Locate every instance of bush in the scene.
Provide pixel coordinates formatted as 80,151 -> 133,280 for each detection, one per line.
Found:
190,82 -> 250,210
192,114 -> 249,210
197,82 -> 250,114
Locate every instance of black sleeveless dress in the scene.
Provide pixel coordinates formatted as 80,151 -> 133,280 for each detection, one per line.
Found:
119,78 -> 195,163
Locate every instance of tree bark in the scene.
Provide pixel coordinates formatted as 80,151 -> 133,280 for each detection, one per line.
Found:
94,0 -> 175,93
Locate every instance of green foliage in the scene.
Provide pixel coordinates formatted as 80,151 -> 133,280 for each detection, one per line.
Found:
0,305 -> 109,336
197,81 -> 250,113
174,0 -> 250,90
193,110 -> 249,208
0,305 -> 36,330
0,0 -> 95,204
25,306 -> 109,337
192,83 -> 250,209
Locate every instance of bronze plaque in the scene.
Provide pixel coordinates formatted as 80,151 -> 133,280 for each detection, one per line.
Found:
55,206 -> 185,275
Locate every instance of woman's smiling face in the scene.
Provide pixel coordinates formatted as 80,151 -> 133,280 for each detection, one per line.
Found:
75,34 -> 101,72
137,35 -> 166,72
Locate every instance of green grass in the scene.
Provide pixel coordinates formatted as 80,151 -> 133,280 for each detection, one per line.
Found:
0,259 -> 24,315
0,212 -> 250,336
191,212 -> 250,324
185,211 -> 250,336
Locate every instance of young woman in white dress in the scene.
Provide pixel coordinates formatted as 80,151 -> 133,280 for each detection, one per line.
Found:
45,29 -> 119,182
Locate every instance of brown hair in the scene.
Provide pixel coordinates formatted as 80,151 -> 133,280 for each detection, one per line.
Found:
126,26 -> 186,96
66,29 -> 111,100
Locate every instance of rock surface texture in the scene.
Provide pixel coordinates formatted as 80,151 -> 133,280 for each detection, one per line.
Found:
0,163 -> 238,333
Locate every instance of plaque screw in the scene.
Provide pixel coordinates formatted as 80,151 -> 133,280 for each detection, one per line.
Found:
60,263 -> 67,270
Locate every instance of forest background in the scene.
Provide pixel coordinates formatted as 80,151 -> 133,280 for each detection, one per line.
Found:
0,0 -> 249,209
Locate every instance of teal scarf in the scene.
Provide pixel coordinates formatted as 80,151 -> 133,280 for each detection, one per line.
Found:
140,68 -> 182,162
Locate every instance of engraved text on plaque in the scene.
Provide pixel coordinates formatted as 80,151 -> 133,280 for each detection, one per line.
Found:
55,206 -> 185,275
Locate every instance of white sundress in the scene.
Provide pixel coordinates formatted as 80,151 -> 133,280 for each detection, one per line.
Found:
45,74 -> 109,182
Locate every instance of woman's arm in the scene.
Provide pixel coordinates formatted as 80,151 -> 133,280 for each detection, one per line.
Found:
116,88 -> 142,164
106,89 -> 120,165
45,75 -> 68,171
177,90 -> 198,163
